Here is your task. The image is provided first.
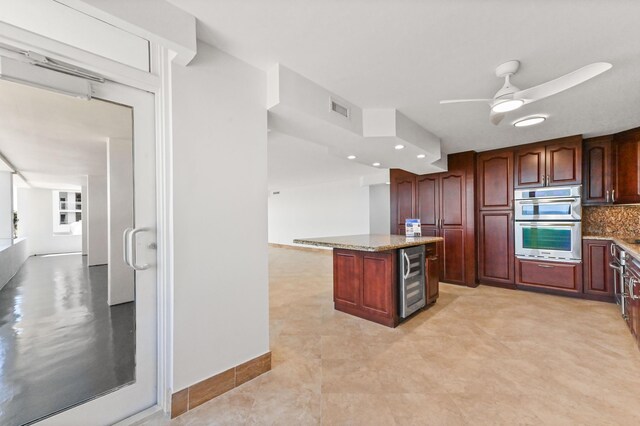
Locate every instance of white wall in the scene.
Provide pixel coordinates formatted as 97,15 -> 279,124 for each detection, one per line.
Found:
268,178 -> 370,247
107,138 -> 134,305
0,238 -> 28,290
0,172 -> 12,239
87,174 -> 108,266
171,41 -> 269,391
369,184 -> 390,234
16,188 -> 82,255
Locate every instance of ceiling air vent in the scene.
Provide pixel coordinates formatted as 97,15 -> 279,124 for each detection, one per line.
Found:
330,98 -> 350,119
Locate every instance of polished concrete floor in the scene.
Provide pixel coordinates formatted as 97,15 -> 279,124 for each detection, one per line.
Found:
146,246 -> 640,425
0,254 -> 135,426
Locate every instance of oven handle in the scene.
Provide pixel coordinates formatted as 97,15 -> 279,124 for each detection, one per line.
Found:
516,222 -> 577,227
517,198 -> 579,204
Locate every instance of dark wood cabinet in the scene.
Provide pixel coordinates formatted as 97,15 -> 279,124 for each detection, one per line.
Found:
390,152 -> 476,287
390,169 -> 416,234
613,128 -> 640,204
476,149 -> 515,287
546,138 -> 582,186
333,249 -> 398,327
425,244 -> 439,304
583,136 -> 614,205
515,136 -> 582,188
626,258 -> 640,345
516,258 -> 583,295
478,211 -> 514,286
515,145 -> 546,188
332,245 -> 440,328
477,150 -> 513,210
416,174 -> 438,228
582,239 -> 615,301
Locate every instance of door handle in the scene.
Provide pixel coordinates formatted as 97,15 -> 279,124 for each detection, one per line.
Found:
123,228 -> 133,267
629,277 -> 640,301
128,227 -> 151,271
537,264 -> 554,268
403,252 -> 411,279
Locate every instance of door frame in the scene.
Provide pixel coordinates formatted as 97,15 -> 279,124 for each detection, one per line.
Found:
0,22 -> 175,416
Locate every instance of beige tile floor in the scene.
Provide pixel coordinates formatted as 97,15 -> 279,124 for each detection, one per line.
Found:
144,247 -> 640,425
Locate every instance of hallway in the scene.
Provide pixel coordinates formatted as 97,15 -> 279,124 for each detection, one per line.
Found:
0,254 -> 135,425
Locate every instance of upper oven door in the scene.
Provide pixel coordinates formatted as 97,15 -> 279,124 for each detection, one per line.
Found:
514,197 -> 581,221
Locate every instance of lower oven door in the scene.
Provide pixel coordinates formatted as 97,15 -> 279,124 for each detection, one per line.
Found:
515,221 -> 581,261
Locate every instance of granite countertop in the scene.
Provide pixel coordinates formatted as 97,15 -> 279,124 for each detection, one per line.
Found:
583,235 -> 640,261
293,234 -> 443,252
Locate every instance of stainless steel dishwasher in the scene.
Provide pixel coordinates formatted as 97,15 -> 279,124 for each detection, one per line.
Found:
399,245 -> 426,318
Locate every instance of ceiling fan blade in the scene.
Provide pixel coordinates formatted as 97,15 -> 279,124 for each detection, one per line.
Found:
440,99 -> 492,104
490,110 -> 505,126
515,62 -> 612,102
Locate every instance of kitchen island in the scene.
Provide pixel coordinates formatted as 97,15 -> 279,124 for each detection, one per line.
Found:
293,234 -> 443,327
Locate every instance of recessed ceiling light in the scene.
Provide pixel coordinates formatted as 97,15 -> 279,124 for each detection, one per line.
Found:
514,116 -> 546,127
417,154 -> 426,159
394,144 -> 405,150
491,99 -> 524,113
347,155 -> 356,160
372,162 -> 381,167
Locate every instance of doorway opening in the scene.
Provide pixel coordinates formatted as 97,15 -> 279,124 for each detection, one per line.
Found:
0,76 -> 138,425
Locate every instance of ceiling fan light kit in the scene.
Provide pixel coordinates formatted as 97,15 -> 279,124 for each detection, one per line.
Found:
491,99 -> 524,113
440,59 -> 612,125
514,116 -> 546,127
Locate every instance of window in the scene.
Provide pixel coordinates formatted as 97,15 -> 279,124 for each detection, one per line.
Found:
53,190 -> 82,235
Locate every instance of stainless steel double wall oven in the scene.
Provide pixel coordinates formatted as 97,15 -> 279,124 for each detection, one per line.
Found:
514,185 -> 582,262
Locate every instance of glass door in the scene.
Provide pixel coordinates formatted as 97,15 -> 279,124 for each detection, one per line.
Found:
40,81 -> 158,425
0,70 -> 157,425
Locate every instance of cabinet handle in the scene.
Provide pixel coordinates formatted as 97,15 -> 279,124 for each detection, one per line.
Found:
541,174 -> 545,186
546,175 -> 550,186
537,264 -> 554,268
612,189 -> 615,203
606,190 -> 609,203
610,243 -> 615,257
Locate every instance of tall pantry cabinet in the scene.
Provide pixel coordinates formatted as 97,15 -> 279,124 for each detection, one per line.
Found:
476,149 -> 515,287
390,152 -> 476,287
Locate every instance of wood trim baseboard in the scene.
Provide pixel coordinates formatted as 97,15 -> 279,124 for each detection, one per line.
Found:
171,352 -> 271,419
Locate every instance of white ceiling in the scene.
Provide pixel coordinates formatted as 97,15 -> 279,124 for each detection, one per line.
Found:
0,79 -> 132,189
268,131 -> 382,190
169,0 -> 640,156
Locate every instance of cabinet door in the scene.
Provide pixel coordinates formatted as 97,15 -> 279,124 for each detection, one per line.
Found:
440,173 -> 464,226
333,250 -> 361,307
361,252 -> 394,317
478,211 -> 514,285
546,137 -> 582,186
425,244 -> 439,304
582,239 -> 614,300
613,129 -> 640,204
416,174 -> 439,226
441,228 -> 466,284
583,136 -> 613,205
390,169 -> 417,233
515,145 -> 546,188
477,150 -> 513,210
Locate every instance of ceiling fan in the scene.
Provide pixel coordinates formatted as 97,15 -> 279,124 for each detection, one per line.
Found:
440,60 -> 612,125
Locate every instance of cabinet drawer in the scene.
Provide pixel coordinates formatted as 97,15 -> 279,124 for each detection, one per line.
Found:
516,258 -> 582,293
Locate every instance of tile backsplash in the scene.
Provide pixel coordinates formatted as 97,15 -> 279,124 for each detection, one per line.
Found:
583,205 -> 640,237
